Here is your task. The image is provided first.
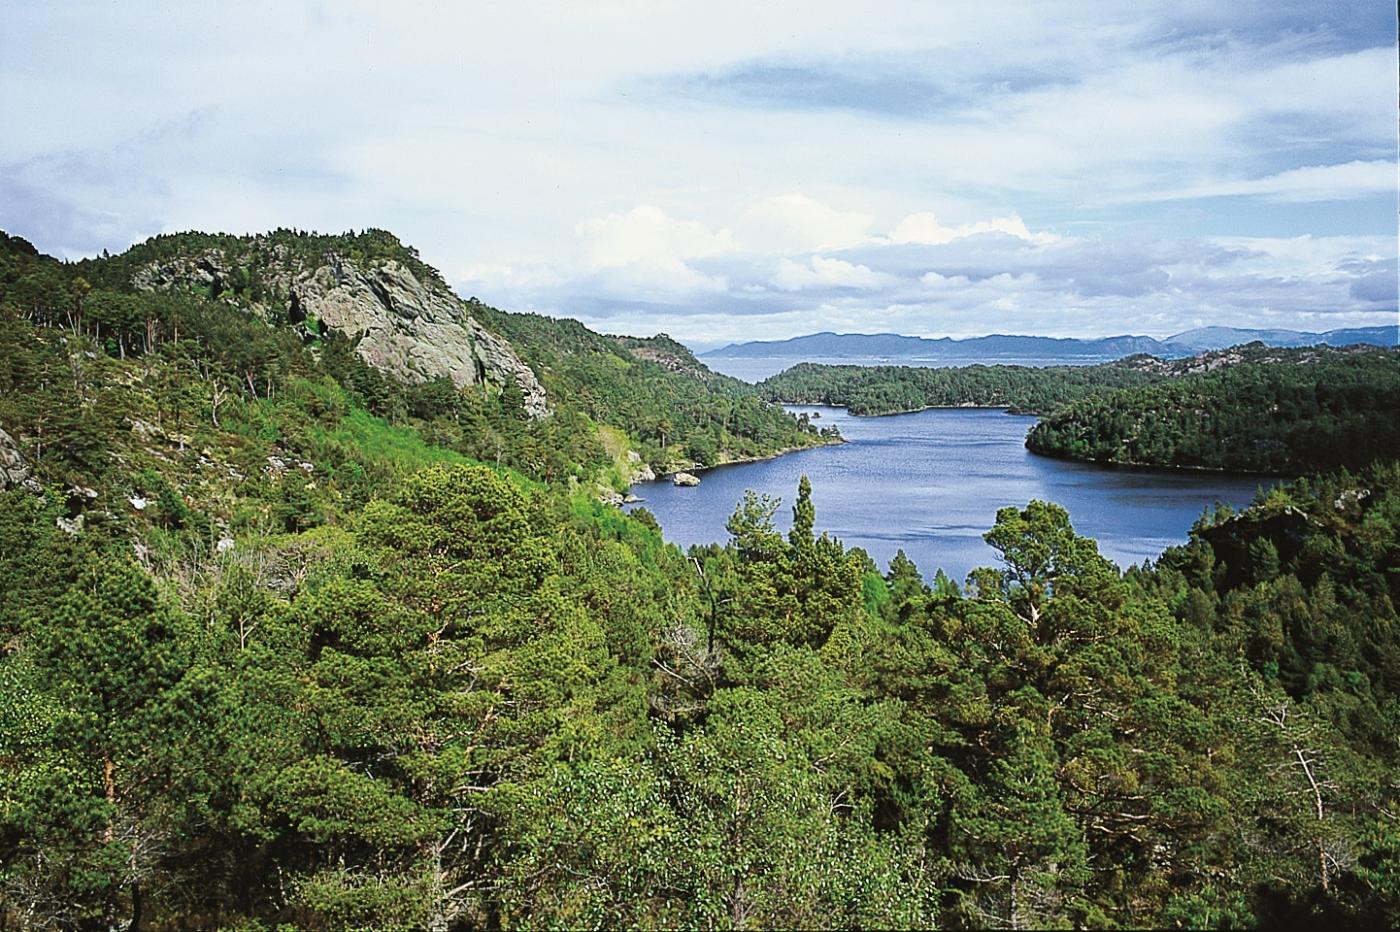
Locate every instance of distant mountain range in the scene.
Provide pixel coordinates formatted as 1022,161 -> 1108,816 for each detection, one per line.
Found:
702,325 -> 1399,361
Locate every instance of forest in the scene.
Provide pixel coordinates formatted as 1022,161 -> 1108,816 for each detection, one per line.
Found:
0,230 -> 1397,929
756,359 -> 1161,416
1025,349 -> 1400,473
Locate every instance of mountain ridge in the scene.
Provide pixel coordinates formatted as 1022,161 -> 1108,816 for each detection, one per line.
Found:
704,325 -> 1399,360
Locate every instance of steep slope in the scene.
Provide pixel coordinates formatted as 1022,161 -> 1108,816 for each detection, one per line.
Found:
472,308 -> 835,470
0,229 -> 825,520
97,229 -> 550,416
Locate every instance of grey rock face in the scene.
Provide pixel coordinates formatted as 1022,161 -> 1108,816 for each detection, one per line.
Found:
671,471 -> 701,487
625,449 -> 657,483
134,248 -> 549,418
0,428 -> 31,489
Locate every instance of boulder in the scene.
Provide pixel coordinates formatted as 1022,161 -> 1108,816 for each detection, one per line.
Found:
0,428 -> 30,489
625,449 -> 657,482
672,472 -> 701,487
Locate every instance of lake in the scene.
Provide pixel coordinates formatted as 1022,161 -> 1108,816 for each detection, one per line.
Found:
626,406 -> 1275,582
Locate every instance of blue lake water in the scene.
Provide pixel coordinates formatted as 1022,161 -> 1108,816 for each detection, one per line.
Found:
627,406 -> 1276,582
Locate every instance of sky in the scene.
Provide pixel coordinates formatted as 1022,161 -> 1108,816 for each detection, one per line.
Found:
2,1 -> 1396,350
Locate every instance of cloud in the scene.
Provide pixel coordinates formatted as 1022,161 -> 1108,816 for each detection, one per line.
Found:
474,191 -> 1395,345
890,211 -> 1059,245
1349,268 -> 1397,303
576,204 -> 735,268
774,255 -> 884,290
1137,160 -> 1397,203
0,1 -> 1393,346
665,63 -> 960,118
740,194 -> 874,254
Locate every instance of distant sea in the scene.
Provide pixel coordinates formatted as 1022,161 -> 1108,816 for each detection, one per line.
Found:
705,354 -> 1120,383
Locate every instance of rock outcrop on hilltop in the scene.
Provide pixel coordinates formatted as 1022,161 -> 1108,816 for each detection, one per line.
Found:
133,244 -> 550,417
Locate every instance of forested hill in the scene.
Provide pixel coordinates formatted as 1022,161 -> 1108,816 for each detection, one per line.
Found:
756,358 -> 1161,415
0,229 -> 825,496
470,307 -> 829,470
758,343 -> 1399,418
1026,346 -> 1400,473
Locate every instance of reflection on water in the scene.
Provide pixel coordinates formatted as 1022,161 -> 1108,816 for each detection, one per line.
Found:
627,406 -> 1276,582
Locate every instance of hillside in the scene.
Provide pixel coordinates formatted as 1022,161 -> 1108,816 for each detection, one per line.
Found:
1027,345 -> 1400,473
0,230 -> 826,512
473,308 -> 834,471
756,358 -> 1162,416
706,329 -> 1169,360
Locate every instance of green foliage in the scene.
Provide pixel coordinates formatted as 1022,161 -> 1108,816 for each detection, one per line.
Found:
759,358 -> 1162,415
485,311 -> 831,469
1027,347 -> 1400,473
1,229 -> 1397,928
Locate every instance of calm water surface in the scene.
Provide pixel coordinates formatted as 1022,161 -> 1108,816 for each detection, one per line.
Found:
627,406 -> 1275,582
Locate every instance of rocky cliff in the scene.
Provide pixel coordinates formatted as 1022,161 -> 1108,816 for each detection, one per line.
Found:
0,427 -> 33,490
132,242 -> 549,417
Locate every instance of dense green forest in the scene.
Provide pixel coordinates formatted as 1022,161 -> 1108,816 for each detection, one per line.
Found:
473,309 -> 833,470
1026,348 -> 1400,473
757,358 -> 1161,415
1,230 -> 1398,929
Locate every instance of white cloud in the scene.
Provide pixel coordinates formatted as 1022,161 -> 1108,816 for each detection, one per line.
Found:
1135,160 -> 1398,204
594,259 -> 730,297
0,1 -> 1392,343
891,211 -> 1058,245
773,255 -> 884,290
576,204 -> 735,268
740,193 -> 874,253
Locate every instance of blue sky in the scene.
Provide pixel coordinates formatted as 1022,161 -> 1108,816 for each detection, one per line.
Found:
1,1 -> 1395,349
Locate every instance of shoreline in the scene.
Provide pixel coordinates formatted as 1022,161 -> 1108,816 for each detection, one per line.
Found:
647,436 -> 847,484
773,400 -> 1045,418
1024,445 -> 1291,479
698,435 -> 847,472
782,402 -> 1283,478
641,405 -> 1285,484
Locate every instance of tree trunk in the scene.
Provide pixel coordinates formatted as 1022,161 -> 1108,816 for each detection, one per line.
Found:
103,751 -> 116,844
